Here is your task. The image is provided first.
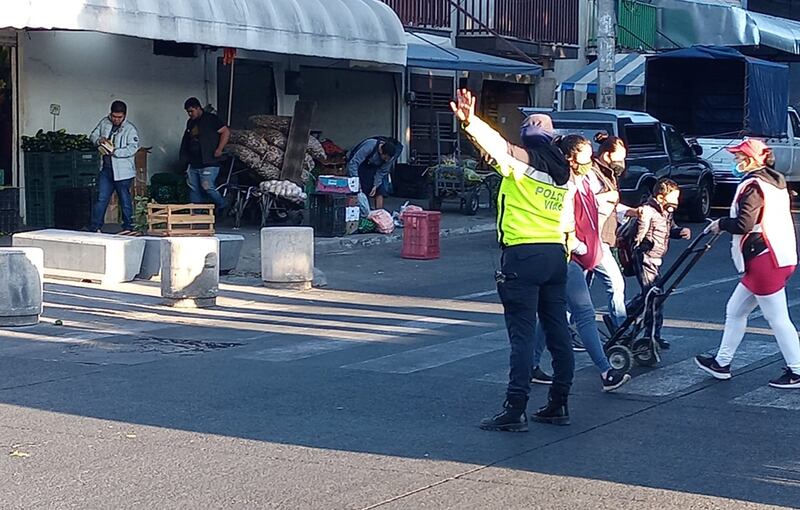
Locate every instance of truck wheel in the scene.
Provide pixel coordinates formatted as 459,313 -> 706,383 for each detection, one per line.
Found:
689,180 -> 712,222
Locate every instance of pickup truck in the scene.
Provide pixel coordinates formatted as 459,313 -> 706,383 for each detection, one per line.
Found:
521,108 -> 715,221
697,107 -> 800,201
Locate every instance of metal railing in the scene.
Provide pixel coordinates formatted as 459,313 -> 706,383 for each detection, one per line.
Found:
587,0 -> 657,51
458,0 -> 579,45
380,0 -> 452,28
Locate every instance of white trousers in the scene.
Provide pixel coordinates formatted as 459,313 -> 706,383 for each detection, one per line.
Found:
715,283 -> 800,373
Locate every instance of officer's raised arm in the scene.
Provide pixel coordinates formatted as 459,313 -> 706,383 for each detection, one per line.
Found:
450,89 -> 531,180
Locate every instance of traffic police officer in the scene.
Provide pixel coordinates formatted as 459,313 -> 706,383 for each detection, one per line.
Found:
451,89 -> 575,431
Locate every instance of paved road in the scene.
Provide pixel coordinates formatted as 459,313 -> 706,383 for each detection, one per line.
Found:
0,221 -> 798,509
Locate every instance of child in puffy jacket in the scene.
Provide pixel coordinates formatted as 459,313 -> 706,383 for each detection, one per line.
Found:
634,178 -> 691,349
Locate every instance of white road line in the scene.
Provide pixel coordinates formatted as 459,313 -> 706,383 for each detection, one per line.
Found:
617,341 -> 780,397
669,275 -> 741,296
342,329 -> 508,374
236,339 -> 355,362
476,354 -> 596,385
453,290 -> 497,300
732,387 -> 800,411
454,274 -> 741,301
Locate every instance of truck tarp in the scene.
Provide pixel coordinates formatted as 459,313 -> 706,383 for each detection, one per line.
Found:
645,46 -> 788,138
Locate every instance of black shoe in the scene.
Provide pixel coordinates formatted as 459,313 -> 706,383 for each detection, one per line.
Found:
769,367 -> 800,389
694,355 -> 731,380
656,338 -> 671,350
480,399 -> 528,432
531,366 -> 553,385
602,369 -> 631,392
570,325 -> 586,352
531,397 -> 570,426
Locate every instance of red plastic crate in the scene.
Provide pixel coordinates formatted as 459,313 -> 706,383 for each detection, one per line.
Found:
401,211 -> 441,260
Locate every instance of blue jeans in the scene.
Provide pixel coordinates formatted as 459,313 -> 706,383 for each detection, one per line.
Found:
90,166 -> 133,231
187,165 -> 225,210
587,243 -> 627,329
533,261 -> 612,374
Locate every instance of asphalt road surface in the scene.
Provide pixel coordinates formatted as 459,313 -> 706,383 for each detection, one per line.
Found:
0,219 -> 798,509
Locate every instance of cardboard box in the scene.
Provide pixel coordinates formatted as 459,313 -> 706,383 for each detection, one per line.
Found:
345,206 -> 360,222
316,175 -> 359,194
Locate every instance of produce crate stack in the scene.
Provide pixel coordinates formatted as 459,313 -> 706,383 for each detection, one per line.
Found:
309,193 -> 359,238
21,130 -> 98,229
0,187 -> 21,233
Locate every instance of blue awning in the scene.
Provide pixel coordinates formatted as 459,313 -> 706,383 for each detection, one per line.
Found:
407,36 -> 542,75
560,53 -> 647,95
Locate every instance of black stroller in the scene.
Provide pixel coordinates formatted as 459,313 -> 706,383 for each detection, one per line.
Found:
602,228 -> 722,372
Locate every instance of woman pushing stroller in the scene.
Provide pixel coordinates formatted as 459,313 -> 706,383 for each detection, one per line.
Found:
530,134 -> 631,392
696,139 -> 800,388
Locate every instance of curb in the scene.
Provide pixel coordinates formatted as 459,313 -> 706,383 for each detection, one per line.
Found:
315,222 -> 496,255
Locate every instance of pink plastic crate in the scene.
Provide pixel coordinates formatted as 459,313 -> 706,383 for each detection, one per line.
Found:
401,211 -> 441,260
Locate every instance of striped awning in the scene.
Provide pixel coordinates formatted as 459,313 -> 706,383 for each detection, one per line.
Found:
560,53 -> 647,96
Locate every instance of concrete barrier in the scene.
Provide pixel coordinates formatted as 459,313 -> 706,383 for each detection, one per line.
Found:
137,233 -> 244,280
0,248 -> 44,327
261,227 -> 314,290
161,237 -> 219,308
12,230 -> 145,285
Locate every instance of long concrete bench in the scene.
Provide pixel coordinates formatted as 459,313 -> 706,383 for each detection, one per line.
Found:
13,229 -> 145,285
136,233 -> 244,280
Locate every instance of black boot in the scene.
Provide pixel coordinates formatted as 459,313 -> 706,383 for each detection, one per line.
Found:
480,396 -> 528,432
532,391 -> 570,426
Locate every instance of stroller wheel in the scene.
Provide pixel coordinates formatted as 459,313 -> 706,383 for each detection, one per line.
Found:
632,338 -> 661,367
606,345 -> 633,373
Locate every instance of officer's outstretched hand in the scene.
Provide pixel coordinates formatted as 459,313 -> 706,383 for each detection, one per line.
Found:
450,89 -> 476,125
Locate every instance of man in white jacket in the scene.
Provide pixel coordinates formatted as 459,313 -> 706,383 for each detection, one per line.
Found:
88,100 -> 139,233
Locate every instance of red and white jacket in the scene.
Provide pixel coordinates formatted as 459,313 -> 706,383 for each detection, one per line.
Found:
728,170 -> 797,273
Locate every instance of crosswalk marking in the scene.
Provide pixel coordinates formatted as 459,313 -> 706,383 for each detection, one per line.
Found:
476,354 -> 596,384
732,387 -> 800,411
617,341 -> 780,397
236,339 -> 355,362
342,330 -> 508,374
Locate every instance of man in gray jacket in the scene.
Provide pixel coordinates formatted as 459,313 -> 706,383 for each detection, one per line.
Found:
88,100 -> 139,233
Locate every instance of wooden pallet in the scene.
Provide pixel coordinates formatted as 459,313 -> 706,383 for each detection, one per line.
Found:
147,203 -> 215,237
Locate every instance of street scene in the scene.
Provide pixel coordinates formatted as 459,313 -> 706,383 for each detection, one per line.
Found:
2,0 -> 800,509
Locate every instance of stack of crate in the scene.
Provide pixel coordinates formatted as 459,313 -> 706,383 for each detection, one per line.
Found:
0,187 -> 20,233
24,151 -> 99,228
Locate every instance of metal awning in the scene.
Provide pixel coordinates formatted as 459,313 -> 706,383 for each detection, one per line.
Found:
654,0 -> 800,55
406,33 -> 542,75
1,0 -> 408,66
559,53 -> 646,95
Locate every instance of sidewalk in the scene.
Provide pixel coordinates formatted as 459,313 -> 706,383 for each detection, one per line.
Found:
218,195 -> 497,277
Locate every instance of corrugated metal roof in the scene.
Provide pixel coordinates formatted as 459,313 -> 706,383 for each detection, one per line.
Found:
1,0 -> 407,65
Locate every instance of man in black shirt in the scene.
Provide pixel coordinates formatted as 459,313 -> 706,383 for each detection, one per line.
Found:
179,97 -> 230,211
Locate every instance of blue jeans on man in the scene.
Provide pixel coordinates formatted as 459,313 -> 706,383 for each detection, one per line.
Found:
533,261 -> 612,374
90,166 -> 133,231
187,165 -> 225,210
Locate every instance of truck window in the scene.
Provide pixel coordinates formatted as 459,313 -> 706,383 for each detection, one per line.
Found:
624,124 -> 664,155
551,121 -> 615,151
790,111 -> 800,138
663,126 -> 694,164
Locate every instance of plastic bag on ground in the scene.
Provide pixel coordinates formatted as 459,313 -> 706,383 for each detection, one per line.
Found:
357,192 -> 371,217
368,209 -> 395,234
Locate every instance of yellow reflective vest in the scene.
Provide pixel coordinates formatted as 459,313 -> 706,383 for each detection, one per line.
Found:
464,117 -> 569,247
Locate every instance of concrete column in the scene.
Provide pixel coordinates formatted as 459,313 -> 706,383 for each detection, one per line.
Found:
160,238 -> 219,308
261,227 -> 314,290
0,247 -> 44,327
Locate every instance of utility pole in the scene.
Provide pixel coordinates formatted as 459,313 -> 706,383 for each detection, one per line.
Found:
596,0 -> 617,109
